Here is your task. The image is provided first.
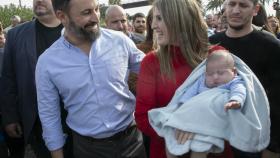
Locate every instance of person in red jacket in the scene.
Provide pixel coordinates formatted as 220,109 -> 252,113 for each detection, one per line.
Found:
135,0 -> 235,158
135,0 -> 207,157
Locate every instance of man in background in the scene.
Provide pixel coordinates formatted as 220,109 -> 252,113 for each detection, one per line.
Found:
209,0 -> 280,157
0,0 -> 73,157
132,12 -> 146,42
105,5 -> 144,44
3,15 -> 21,34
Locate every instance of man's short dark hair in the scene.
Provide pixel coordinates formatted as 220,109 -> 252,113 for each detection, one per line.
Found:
132,13 -> 145,22
52,0 -> 71,12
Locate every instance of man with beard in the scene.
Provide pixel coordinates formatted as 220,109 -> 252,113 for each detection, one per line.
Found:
132,13 -> 146,42
209,0 -> 280,158
0,0 -> 71,158
105,5 -> 145,44
35,0 -> 147,158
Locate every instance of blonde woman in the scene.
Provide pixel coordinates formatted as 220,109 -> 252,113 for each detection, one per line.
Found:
267,16 -> 280,39
135,0 -> 233,158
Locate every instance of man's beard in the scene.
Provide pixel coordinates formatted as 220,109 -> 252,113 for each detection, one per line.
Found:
68,19 -> 101,42
135,27 -> 145,34
228,23 -> 244,31
33,5 -> 52,17
34,10 -> 52,17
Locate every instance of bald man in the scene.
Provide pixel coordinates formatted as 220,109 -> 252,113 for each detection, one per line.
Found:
105,5 -> 144,44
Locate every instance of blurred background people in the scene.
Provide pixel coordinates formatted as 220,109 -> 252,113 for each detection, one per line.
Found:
105,5 -> 144,44
3,15 -> 21,34
132,12 -> 146,42
205,14 -> 215,36
267,16 -> 280,39
252,3 -> 273,33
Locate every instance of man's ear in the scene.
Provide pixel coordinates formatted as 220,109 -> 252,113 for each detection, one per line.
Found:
56,10 -> 67,24
253,4 -> 260,16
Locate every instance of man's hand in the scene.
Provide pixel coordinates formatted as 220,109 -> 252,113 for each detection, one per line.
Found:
5,123 -> 23,138
224,101 -> 241,111
175,129 -> 194,144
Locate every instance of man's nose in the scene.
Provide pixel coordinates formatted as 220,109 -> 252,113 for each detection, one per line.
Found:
232,6 -> 241,14
90,11 -> 99,22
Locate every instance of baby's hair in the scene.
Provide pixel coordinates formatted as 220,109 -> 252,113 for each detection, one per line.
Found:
207,48 -> 235,68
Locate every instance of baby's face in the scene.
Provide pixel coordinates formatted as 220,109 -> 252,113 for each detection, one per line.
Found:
205,59 -> 235,88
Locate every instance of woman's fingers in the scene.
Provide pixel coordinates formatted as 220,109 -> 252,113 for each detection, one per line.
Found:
175,129 -> 194,144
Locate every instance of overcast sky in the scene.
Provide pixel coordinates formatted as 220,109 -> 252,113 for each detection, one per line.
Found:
0,0 -> 276,16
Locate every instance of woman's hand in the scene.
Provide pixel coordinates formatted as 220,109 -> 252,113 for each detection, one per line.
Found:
175,129 -> 194,144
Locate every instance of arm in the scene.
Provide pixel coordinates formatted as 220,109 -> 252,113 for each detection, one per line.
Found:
126,36 -> 145,94
35,57 -> 65,153
225,76 -> 246,110
135,54 -> 159,138
0,31 -> 22,138
126,35 -> 145,74
177,75 -> 204,105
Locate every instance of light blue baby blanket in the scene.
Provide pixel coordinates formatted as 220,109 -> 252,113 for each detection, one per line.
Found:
148,54 -> 270,155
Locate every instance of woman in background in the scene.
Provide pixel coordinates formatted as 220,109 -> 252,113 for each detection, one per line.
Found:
267,16 -> 280,39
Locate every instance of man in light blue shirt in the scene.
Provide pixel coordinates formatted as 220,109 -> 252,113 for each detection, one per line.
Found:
35,0 -> 146,157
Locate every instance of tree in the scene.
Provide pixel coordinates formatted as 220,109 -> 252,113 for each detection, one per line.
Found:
19,0 -> 22,8
109,0 -> 121,5
0,4 -> 33,28
206,0 -> 225,12
259,0 -> 273,6
205,0 -> 274,13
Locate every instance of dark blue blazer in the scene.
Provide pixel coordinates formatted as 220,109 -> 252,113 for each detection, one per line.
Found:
1,20 -> 39,142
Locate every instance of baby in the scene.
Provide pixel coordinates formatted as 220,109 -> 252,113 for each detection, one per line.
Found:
167,49 -> 246,158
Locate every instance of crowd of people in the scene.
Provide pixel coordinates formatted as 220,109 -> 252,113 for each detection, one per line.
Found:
0,0 -> 280,158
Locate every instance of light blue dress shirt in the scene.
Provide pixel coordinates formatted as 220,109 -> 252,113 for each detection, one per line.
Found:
35,28 -> 145,151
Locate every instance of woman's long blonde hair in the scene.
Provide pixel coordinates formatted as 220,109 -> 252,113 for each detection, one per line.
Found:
268,16 -> 280,35
153,0 -> 208,78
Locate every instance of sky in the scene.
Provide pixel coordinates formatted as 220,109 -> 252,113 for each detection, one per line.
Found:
0,0 -> 276,16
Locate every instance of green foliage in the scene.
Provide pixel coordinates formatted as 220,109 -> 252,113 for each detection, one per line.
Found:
205,0 -> 273,13
100,4 -> 108,27
0,4 -> 33,28
108,0 -> 121,5
206,0 -> 225,12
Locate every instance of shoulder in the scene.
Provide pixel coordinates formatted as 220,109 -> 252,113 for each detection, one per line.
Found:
100,28 -> 134,46
130,32 -> 145,43
8,21 -> 34,34
38,37 -> 63,63
6,21 -> 35,40
251,29 -> 276,40
251,29 -> 280,48
100,28 -> 128,40
141,51 -> 158,66
209,32 -> 226,44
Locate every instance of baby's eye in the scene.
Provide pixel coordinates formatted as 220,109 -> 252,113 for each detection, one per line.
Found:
217,70 -> 225,75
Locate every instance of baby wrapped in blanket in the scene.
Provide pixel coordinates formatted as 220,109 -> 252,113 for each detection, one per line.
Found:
148,48 -> 270,158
